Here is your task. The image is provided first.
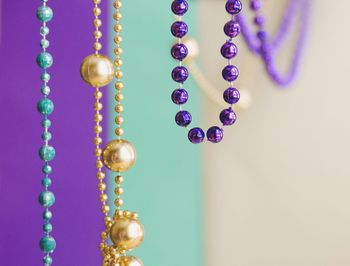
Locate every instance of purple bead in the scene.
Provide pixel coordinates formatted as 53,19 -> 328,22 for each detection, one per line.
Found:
257,30 -> 267,41
250,0 -> 262,11
221,41 -> 238,59
206,126 -> 224,143
171,0 -> 188,16
188,127 -> 205,144
254,15 -> 265,26
175,110 -> 192,127
224,20 -> 240,38
171,44 -> 188,61
172,66 -> 188,83
171,21 -> 188,38
225,0 -> 242,15
220,108 -> 237,126
171,88 -> 188,104
223,87 -> 240,104
222,65 -> 239,82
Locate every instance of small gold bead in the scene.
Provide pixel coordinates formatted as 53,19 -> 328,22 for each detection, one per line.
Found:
94,30 -> 102,39
123,210 -> 131,218
94,125 -> 103,133
97,171 -> 105,180
114,24 -> 123,33
98,182 -> 107,191
94,18 -> 102,28
113,12 -> 122,21
93,0 -> 101,3
95,113 -> 103,122
100,193 -> 108,202
94,137 -> 102,145
104,216 -> 112,224
115,116 -> 124,125
96,160 -> 103,169
115,71 -> 123,79
115,93 -> 124,102
114,59 -> 123,67
115,187 -> 124,195
115,175 -> 124,184
115,104 -> 123,113
93,7 -> 101,16
94,42 -> 102,51
102,205 -> 110,213
114,35 -> 123,43
101,231 -> 108,240
114,210 -> 124,218
115,199 -> 124,206
94,90 -> 102,99
115,127 -> 124,136
99,242 -> 106,251
114,47 -> 123,55
94,102 -> 103,111
95,148 -> 102,156
113,1 -> 122,9
131,212 -> 139,220
115,82 -> 124,90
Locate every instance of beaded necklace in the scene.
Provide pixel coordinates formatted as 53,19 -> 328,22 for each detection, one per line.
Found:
80,1 -> 144,265
170,0 -> 243,144
36,1 -> 56,265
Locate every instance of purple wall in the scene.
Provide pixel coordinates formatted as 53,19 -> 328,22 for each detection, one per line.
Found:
0,1 -> 108,264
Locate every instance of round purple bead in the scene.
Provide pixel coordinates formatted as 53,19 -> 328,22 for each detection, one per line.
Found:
171,0 -> 188,16
206,126 -> 224,143
223,87 -> 240,104
171,43 -> 188,61
220,108 -> 237,126
221,41 -> 238,59
224,20 -> 240,38
188,127 -> 205,144
172,66 -> 188,83
257,30 -> 267,41
254,15 -> 265,26
171,21 -> 188,38
225,0 -> 242,15
175,110 -> 192,127
250,0 -> 262,11
222,65 -> 239,82
171,88 -> 188,104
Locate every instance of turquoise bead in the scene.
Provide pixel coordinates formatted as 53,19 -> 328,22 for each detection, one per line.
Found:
43,256 -> 53,266
42,164 -> 52,174
41,118 -> 52,128
39,236 -> 56,253
40,39 -> 50,49
36,6 -> 53,23
41,85 -> 50,95
43,223 -> 53,233
39,145 -> 56,161
43,210 -> 53,221
37,98 -> 54,115
41,72 -> 51,82
39,191 -> 55,207
42,131 -> 52,141
37,52 -> 53,69
42,177 -> 52,187
40,26 -> 50,35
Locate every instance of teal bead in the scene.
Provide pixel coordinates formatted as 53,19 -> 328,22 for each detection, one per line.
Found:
40,26 -> 50,35
39,191 -> 55,207
37,52 -> 53,69
40,39 -> 50,49
43,210 -> 53,221
42,164 -> 52,174
41,85 -> 50,95
39,145 -> 56,161
37,98 -> 54,115
41,118 -> 52,128
36,6 -> 53,22
42,177 -> 52,187
42,131 -> 52,141
43,256 -> 53,266
39,236 -> 56,253
41,72 -> 51,82
43,223 -> 53,233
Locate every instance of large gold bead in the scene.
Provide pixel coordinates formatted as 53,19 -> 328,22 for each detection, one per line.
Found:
114,256 -> 143,266
80,54 -> 114,87
102,139 -> 136,172
110,218 -> 144,251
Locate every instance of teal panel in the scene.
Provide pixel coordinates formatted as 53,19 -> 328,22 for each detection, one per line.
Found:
108,1 -> 203,266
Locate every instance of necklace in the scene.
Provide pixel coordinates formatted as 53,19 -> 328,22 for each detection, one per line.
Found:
80,1 -> 144,265
36,1 -> 56,265
171,0 -> 243,144
237,0 -> 311,86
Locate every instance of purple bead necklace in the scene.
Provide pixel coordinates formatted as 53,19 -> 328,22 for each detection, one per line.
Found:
237,0 -> 311,87
171,0 -> 242,144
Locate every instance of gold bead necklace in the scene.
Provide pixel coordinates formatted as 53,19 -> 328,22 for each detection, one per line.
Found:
80,1 -> 144,265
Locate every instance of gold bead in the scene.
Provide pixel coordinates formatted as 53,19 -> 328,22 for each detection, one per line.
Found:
115,199 -> 124,206
115,93 -> 124,101
97,171 -> 105,180
114,59 -> 123,67
95,148 -> 102,156
131,213 -> 138,220
115,71 -> 123,79
94,90 -> 103,99
115,127 -> 124,136
80,54 -> 114,87
94,30 -> 102,39
94,18 -> 102,27
115,256 -> 143,266
102,139 -> 136,172
94,137 -> 102,145
113,12 -> 122,21
114,47 -> 123,55
93,7 -> 101,16
94,102 -> 103,111
115,175 -> 124,184
114,36 -> 123,43
94,125 -> 103,133
95,113 -> 103,122
104,216 -> 113,224
110,218 -> 144,251
93,0 -> 101,4
101,231 -> 108,240
96,160 -> 103,169
115,210 -> 124,218
98,182 -> 107,191
123,211 -> 131,218
102,205 -> 110,213
115,82 -> 124,90
115,116 -> 124,125
113,1 -> 122,9
100,193 -> 108,202
114,24 -> 123,33
94,42 -> 102,51
115,187 -> 124,195
115,104 -> 123,113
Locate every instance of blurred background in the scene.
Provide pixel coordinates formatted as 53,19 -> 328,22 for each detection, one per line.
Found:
1,0 -> 350,265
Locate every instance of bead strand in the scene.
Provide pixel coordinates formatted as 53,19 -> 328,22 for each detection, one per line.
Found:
36,0 -> 56,265
93,0 -> 103,53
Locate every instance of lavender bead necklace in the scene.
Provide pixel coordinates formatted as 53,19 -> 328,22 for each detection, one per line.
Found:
171,0 -> 243,144
237,0 -> 311,86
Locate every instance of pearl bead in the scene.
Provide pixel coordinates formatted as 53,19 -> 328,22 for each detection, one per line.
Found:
80,54 -> 114,87
102,139 -> 136,172
110,217 -> 144,251
115,256 -> 143,266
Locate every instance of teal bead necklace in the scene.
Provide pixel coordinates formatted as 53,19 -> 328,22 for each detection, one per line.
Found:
36,0 -> 56,265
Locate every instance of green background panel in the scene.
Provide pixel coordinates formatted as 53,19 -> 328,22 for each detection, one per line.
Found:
108,1 -> 203,266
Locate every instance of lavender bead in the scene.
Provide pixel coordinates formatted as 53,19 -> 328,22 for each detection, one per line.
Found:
175,110 -> 192,127
224,20 -> 240,38
221,41 -> 238,59
223,87 -> 240,104
250,0 -> 262,10
171,43 -> 188,61
220,108 -> 237,126
171,88 -> 188,104
171,21 -> 188,38
254,15 -> 265,26
225,0 -> 242,15
222,65 -> 239,82
257,30 -> 267,41
172,66 -> 188,83
206,126 -> 224,143
188,127 -> 205,144
171,0 -> 188,16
